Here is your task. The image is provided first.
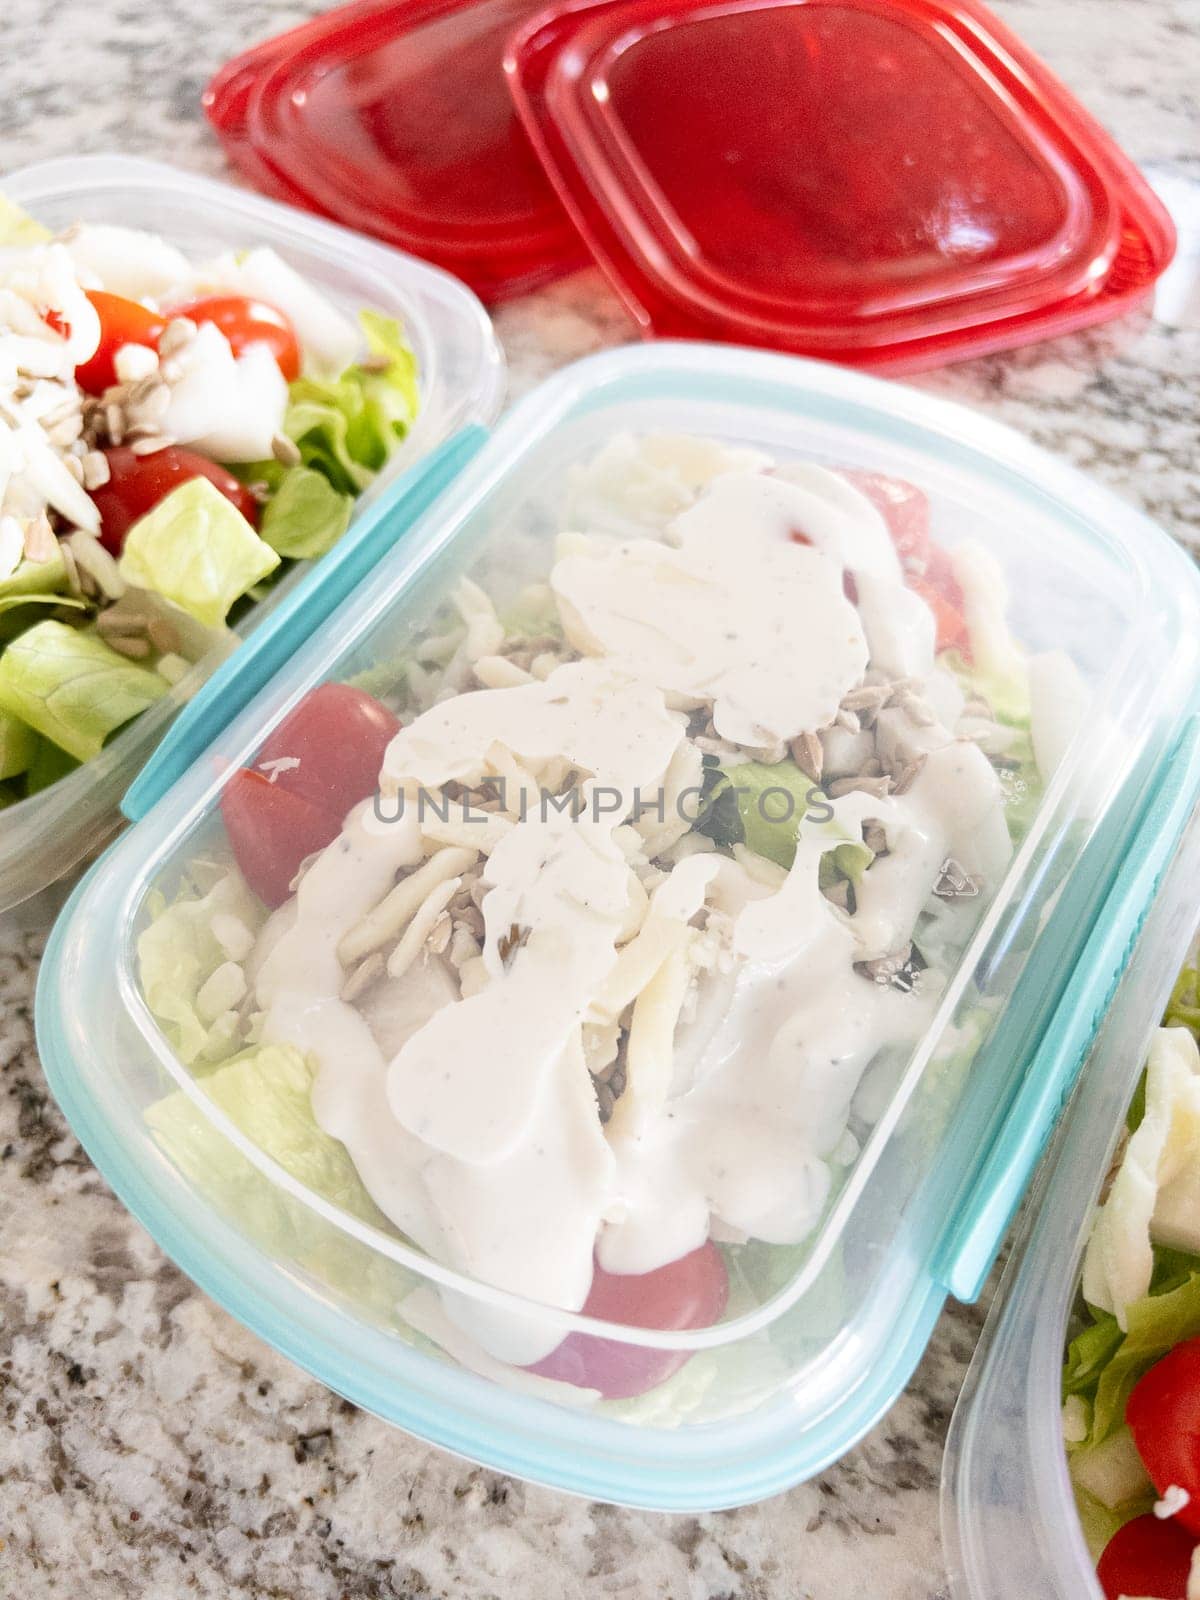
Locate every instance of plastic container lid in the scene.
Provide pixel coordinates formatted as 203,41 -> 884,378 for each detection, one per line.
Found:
943,766 -> 1200,1600
35,344 -> 1200,1508
506,0 -> 1177,369
0,154 -> 503,916
205,0 -> 588,303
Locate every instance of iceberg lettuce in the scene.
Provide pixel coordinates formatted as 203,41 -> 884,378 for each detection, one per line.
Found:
0,620 -> 168,762
118,477 -> 281,629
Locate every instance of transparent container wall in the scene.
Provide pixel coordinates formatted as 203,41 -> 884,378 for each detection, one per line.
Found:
0,155 -> 503,913
40,349 -> 1200,1498
943,784 -> 1200,1600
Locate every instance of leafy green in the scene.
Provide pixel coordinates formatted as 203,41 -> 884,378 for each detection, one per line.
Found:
118,477 -> 280,628
0,708 -> 35,781
259,466 -> 353,560
0,620 -> 168,762
138,868 -> 266,1066
147,1044 -> 389,1230
283,311 -> 419,496
146,1043 -> 415,1323
1065,1251 -> 1200,1454
0,590 -> 86,619
0,193 -> 50,245
698,757 -> 874,882
24,735 -> 80,795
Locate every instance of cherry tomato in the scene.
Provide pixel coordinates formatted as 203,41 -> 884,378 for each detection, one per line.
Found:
221,684 -> 401,908
167,294 -> 301,382
220,770 -> 346,910
524,1242 -> 729,1399
1128,1339 -> 1200,1537
74,291 -> 166,394
92,446 -> 261,556
253,683 -> 402,820
841,469 -> 931,571
1096,1514 -> 1197,1600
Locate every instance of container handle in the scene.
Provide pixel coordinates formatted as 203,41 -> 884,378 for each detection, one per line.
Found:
121,426 -> 488,823
934,713 -> 1200,1303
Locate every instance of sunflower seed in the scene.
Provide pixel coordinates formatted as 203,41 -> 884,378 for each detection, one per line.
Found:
105,403 -> 125,445
835,707 -> 861,735
898,693 -> 938,727
841,684 -> 891,715
828,774 -> 893,799
892,756 -> 926,796
106,633 -> 152,659
62,451 -> 86,484
145,616 -> 181,655
271,432 -> 302,467
340,952 -> 385,1003
789,731 -> 824,783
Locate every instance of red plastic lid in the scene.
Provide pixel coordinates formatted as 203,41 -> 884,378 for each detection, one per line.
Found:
205,0 -> 587,302
505,0 -> 1176,369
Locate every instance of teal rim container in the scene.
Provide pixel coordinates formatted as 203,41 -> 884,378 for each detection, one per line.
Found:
35,343 -> 1200,1510
0,154 -> 504,914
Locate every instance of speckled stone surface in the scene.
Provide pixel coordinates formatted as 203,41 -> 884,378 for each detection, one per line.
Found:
0,0 -> 1197,1593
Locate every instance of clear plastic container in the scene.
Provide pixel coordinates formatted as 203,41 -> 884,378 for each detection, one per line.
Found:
942,747 -> 1200,1599
35,343 -> 1200,1510
0,154 -> 504,914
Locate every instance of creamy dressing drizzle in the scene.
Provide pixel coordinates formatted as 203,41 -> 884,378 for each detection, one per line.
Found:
248,453 -> 1016,1363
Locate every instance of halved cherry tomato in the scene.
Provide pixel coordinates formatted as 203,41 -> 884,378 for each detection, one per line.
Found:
1096,1514 -> 1197,1600
524,1242 -> 729,1399
92,446 -> 261,556
1128,1338 -> 1200,1537
74,291 -> 166,394
911,543 -> 971,659
220,684 -> 401,908
841,469 -> 932,572
253,683 -> 402,820
221,771 -> 346,910
167,294 -> 301,382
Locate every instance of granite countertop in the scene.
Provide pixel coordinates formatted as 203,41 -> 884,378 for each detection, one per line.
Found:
1,0 -> 1197,1593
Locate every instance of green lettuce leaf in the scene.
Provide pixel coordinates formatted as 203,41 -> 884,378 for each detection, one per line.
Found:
24,734 -> 80,794
118,477 -> 280,628
146,1044 -> 389,1230
0,620 -> 168,762
1064,1249 -> 1200,1457
698,757 -> 874,879
284,311 -> 419,496
259,465 -> 353,560
146,1043 -> 415,1323
138,868 -> 266,1066
0,193 -> 50,245
0,707 -> 36,781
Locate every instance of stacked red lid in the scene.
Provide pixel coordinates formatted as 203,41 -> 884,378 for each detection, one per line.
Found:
206,0 -> 1175,370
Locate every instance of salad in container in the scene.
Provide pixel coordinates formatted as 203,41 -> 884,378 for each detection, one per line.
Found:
0,155 -> 503,912
36,346 -> 1200,1508
944,761 -> 1200,1600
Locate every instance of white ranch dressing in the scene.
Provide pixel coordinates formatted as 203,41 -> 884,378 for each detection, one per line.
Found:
245,452 -> 1016,1364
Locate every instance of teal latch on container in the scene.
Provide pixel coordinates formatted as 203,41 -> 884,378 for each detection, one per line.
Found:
121,425 -> 488,823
